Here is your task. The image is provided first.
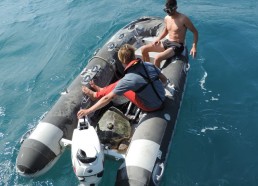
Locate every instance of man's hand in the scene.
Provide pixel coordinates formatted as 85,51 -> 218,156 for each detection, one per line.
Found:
77,109 -> 90,119
152,39 -> 161,46
190,45 -> 197,58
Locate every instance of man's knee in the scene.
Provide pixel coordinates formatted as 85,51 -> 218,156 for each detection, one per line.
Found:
141,46 -> 147,54
141,44 -> 152,53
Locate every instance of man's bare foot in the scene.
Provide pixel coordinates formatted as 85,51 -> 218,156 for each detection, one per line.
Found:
89,81 -> 102,92
82,86 -> 97,101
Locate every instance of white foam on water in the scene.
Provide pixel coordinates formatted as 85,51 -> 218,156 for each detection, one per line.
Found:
0,107 -> 5,117
201,126 -> 218,133
211,97 -> 219,101
199,71 -> 208,91
201,126 -> 229,133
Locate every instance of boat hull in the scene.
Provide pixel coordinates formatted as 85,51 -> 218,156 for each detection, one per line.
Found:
16,17 -> 188,186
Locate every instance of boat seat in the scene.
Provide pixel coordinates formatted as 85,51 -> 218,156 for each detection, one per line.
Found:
141,37 -> 157,44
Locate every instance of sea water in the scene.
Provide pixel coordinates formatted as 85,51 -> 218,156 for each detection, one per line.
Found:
0,0 -> 258,185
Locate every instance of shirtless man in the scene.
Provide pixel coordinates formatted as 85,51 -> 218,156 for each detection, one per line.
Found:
141,0 -> 198,68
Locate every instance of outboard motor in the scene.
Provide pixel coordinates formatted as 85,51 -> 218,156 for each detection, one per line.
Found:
71,117 -> 104,186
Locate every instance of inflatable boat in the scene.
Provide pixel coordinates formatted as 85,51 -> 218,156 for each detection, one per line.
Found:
16,16 -> 189,185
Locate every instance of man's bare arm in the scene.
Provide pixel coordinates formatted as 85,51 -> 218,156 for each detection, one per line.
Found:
77,91 -> 116,118
184,16 -> 198,58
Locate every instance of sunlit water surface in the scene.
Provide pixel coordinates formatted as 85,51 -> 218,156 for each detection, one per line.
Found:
0,0 -> 258,185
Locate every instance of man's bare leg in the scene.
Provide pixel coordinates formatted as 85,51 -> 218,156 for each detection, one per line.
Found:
141,44 -> 151,62
141,42 -> 165,64
154,48 -> 175,68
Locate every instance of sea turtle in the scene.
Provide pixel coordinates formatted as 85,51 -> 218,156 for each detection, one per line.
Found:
97,107 -> 131,151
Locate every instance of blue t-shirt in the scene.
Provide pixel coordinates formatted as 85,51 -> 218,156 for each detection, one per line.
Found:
113,61 -> 165,109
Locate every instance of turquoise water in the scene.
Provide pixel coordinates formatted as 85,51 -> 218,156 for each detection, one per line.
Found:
1,0 -> 258,185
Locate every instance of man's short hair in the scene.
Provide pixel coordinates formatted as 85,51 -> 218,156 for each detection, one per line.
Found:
118,44 -> 135,64
166,0 -> 177,8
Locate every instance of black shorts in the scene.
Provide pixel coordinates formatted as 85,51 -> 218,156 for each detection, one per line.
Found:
162,39 -> 184,56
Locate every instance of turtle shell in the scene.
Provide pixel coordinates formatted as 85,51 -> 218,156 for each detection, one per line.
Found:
97,107 -> 131,149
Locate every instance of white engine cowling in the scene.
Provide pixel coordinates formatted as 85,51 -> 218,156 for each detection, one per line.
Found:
71,118 -> 104,186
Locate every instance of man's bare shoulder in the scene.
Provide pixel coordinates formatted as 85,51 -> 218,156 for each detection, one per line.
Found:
177,12 -> 189,20
164,15 -> 170,20
175,12 -> 193,26
164,15 -> 171,24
